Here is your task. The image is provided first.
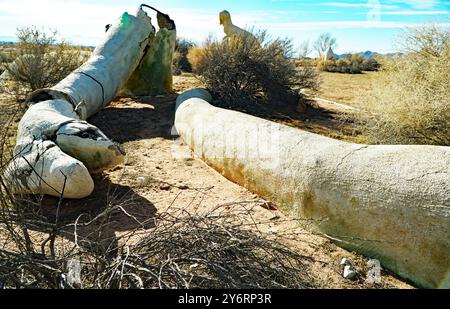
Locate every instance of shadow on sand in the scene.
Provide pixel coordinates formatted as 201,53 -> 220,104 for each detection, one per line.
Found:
38,175 -> 157,255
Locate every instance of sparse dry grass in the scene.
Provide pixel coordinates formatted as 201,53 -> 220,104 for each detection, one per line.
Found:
315,71 -> 380,106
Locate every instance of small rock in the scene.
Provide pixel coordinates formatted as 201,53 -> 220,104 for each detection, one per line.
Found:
66,258 -> 82,288
160,184 -> 171,191
343,265 -> 357,280
178,184 -> 189,190
155,166 -> 162,170
366,259 -> 382,285
367,258 -> 381,269
136,177 -> 146,187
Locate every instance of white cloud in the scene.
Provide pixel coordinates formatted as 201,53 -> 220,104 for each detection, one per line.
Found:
0,0 -> 129,45
0,0 -> 448,47
403,0 -> 438,9
388,0 -> 446,9
258,21 -> 450,30
382,10 -> 449,15
321,2 -> 399,9
322,10 -> 341,14
0,1 -> 221,45
0,1 -> 277,45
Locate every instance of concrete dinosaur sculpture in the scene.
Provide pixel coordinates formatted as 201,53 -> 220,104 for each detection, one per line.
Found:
3,7 -> 155,198
174,88 -> 450,289
219,10 -> 255,40
122,5 -> 177,96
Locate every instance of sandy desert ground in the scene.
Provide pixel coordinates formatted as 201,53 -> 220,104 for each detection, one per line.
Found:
0,73 -> 410,288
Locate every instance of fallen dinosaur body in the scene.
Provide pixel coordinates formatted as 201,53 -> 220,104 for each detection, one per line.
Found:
4,7 -> 155,198
174,88 -> 450,289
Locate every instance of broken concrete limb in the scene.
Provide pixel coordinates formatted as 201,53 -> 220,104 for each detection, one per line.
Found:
122,7 -> 176,96
27,9 -> 154,117
4,8 -> 154,199
4,138 -> 95,199
174,88 -> 450,288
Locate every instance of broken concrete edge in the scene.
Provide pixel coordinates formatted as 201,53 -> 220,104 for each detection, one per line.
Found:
122,27 -> 176,96
174,88 -> 450,289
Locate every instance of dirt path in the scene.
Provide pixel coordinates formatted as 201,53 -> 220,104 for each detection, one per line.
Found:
0,75 -> 407,288
39,76 -> 412,289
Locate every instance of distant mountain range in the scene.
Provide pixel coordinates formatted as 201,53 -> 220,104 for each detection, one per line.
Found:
336,51 -> 404,59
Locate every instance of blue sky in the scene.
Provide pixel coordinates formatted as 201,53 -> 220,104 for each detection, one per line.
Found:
0,0 -> 448,54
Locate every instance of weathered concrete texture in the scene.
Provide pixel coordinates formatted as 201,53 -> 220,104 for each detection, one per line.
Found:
4,9 -> 154,199
122,12 -> 176,96
174,88 -> 450,289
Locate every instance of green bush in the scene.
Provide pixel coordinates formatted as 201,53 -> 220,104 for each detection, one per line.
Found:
195,31 -> 318,108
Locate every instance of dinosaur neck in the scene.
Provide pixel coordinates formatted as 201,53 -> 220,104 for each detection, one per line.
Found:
223,20 -> 233,34
222,18 -> 232,27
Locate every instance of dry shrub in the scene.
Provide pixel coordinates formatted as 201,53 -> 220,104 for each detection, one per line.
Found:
318,54 -> 379,74
313,33 -> 337,58
1,26 -> 87,100
295,58 -> 316,68
172,50 -> 182,75
195,31 -> 318,108
0,109 -> 315,289
0,193 -> 316,289
354,25 -> 449,145
0,48 -> 14,68
186,46 -> 206,72
173,38 -> 196,74
0,52 -> 11,72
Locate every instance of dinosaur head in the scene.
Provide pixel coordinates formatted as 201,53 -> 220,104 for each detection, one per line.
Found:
220,10 -> 231,25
